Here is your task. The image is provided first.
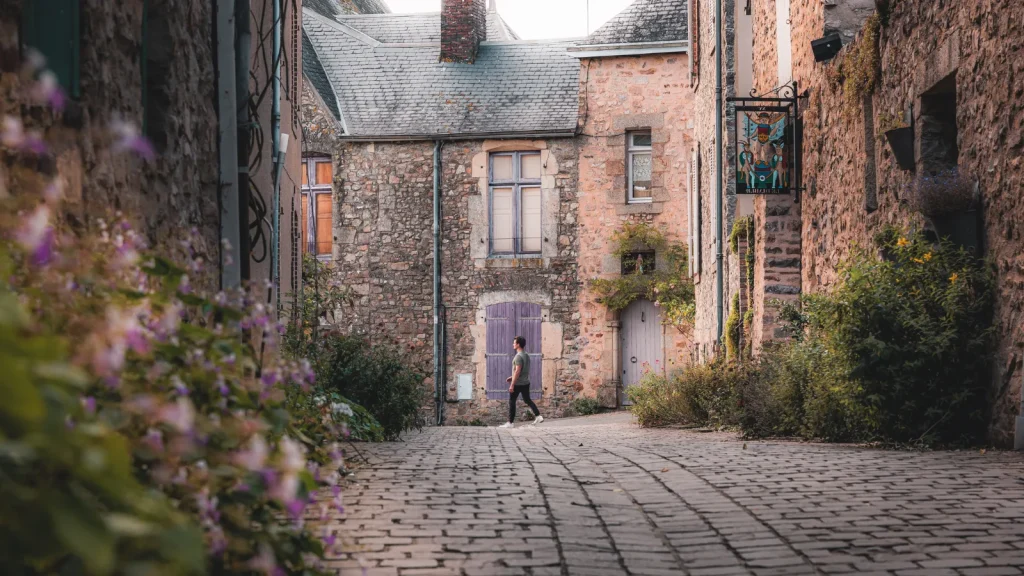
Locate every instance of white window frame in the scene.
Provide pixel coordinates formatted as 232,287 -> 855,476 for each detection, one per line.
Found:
627,131 -> 653,204
488,151 -> 543,257
301,158 -> 333,261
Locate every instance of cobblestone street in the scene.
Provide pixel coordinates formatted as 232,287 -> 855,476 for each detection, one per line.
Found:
326,413 -> 1024,576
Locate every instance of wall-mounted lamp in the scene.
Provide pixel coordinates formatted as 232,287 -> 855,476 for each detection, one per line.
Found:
811,33 -> 843,62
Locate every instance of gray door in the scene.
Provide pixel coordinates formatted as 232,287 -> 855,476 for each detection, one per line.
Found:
621,299 -> 663,405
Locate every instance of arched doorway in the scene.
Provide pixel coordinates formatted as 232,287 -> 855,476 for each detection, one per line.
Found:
621,299 -> 663,405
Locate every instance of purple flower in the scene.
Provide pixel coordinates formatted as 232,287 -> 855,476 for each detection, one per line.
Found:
80,396 -> 96,415
157,397 -> 196,433
110,118 -> 156,162
172,376 -> 189,396
234,434 -> 268,471
32,70 -> 66,112
144,428 -> 165,453
286,498 -> 307,519
15,205 -> 54,266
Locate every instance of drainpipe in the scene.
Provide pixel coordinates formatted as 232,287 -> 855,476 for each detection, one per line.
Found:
714,0 -> 725,344
235,0 -> 251,282
216,0 -> 241,289
433,140 -> 443,425
270,0 -> 282,311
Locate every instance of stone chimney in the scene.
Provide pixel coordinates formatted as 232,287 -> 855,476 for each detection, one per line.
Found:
440,0 -> 487,64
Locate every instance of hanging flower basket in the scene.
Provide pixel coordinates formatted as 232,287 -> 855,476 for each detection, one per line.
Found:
884,126 -> 915,171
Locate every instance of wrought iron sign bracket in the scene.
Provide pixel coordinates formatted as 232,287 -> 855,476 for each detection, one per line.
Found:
728,81 -> 802,199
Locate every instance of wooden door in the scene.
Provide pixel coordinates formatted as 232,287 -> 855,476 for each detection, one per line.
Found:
485,302 -> 543,399
621,299 -> 662,405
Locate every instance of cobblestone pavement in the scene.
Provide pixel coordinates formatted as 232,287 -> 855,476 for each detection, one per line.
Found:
324,413 -> 1024,576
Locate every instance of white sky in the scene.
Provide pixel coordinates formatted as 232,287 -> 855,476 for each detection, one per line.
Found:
384,0 -> 637,40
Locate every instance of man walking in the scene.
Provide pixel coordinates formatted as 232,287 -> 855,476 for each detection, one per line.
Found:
498,336 -> 544,429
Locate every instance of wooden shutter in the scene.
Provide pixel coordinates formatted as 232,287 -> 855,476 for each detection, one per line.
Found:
690,146 -> 702,276
315,194 -> 332,255
301,193 -> 310,254
520,187 -> 542,254
21,0 -> 80,97
515,303 -> 543,396
485,303 -> 515,399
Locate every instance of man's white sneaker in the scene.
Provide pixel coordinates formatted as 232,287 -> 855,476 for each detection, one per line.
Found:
498,422 -> 514,429
533,415 -> 544,425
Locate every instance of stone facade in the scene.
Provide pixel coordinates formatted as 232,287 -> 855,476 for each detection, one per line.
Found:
319,138 -> 582,423
746,0 -> 1024,444
0,0 -> 220,288
0,0 -> 303,301
576,53 -> 695,406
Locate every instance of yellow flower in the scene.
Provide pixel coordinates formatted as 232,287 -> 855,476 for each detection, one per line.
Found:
950,272 -> 959,283
923,252 -> 932,262
897,237 -> 909,247
912,257 -> 923,264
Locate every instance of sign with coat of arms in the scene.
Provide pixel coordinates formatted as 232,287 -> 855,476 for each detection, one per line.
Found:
728,86 -> 799,195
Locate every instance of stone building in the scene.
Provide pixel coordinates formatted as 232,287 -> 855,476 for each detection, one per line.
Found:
1,1 -> 304,307
727,0 -> 1024,446
302,0 -> 697,422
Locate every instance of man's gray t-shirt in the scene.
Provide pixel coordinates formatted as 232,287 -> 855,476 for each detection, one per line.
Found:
513,350 -> 531,387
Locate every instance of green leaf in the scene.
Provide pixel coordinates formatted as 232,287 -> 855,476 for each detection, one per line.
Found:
158,525 -> 206,573
49,492 -> 116,575
105,513 -> 156,537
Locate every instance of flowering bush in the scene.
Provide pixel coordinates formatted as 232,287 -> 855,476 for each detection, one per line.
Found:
1,57 -> 348,574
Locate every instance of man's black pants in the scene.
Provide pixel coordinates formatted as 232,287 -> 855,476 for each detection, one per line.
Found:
509,385 -> 540,422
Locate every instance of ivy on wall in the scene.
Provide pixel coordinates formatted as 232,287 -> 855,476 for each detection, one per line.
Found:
590,222 -> 696,327
826,14 -> 882,116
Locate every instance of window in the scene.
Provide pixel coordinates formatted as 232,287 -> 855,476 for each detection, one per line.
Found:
489,152 -> 542,255
300,159 -> 333,258
622,251 -> 656,275
628,132 -> 653,203
485,302 -> 542,399
20,0 -> 81,97
689,145 -> 702,277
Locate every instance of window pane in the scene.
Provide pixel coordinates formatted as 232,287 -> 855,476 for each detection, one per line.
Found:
631,152 -> 653,198
520,154 -> 541,180
491,187 -> 514,253
491,155 -> 513,181
300,193 -> 310,254
315,161 -> 333,185
632,132 -> 652,147
315,194 -> 332,256
520,187 -> 542,253
301,162 -> 309,186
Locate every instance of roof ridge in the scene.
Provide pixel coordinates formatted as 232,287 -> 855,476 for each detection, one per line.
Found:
303,6 -> 382,47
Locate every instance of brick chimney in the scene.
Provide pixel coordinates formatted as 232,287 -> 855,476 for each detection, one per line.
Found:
440,0 -> 487,64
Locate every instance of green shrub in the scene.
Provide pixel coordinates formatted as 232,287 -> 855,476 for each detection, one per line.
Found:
808,228 -> 995,444
450,418 -> 486,427
570,397 -> 603,416
317,336 -> 426,441
724,292 -> 741,360
628,362 -> 743,428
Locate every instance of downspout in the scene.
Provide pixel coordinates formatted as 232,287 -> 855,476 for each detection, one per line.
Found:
433,140 -> 443,425
235,0 -> 251,282
270,0 -> 282,311
216,0 -> 241,289
714,0 -> 725,343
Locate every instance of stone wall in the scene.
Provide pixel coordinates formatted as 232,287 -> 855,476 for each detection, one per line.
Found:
0,0 -> 220,289
576,53 -> 695,404
439,0 -> 487,64
329,138 -> 582,424
754,0 -> 1024,444
691,0 -> 740,362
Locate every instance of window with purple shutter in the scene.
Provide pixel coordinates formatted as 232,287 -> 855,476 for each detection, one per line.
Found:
485,302 -> 543,399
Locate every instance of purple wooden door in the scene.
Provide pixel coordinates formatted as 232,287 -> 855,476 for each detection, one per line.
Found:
485,302 -> 543,399
516,302 -> 543,396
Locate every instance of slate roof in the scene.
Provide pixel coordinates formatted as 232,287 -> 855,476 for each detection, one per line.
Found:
579,0 -> 688,46
303,8 -> 579,139
335,11 -> 520,44
302,33 -> 341,121
305,0 -> 390,18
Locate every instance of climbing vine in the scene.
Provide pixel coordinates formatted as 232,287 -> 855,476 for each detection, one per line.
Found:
826,14 -> 881,117
590,223 -> 696,327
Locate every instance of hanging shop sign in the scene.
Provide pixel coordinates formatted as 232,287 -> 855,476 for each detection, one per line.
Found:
728,83 -> 800,195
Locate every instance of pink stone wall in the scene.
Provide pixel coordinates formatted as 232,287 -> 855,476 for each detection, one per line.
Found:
577,53 -> 696,405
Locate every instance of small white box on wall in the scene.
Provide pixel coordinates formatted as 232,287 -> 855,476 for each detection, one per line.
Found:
457,374 -> 473,401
